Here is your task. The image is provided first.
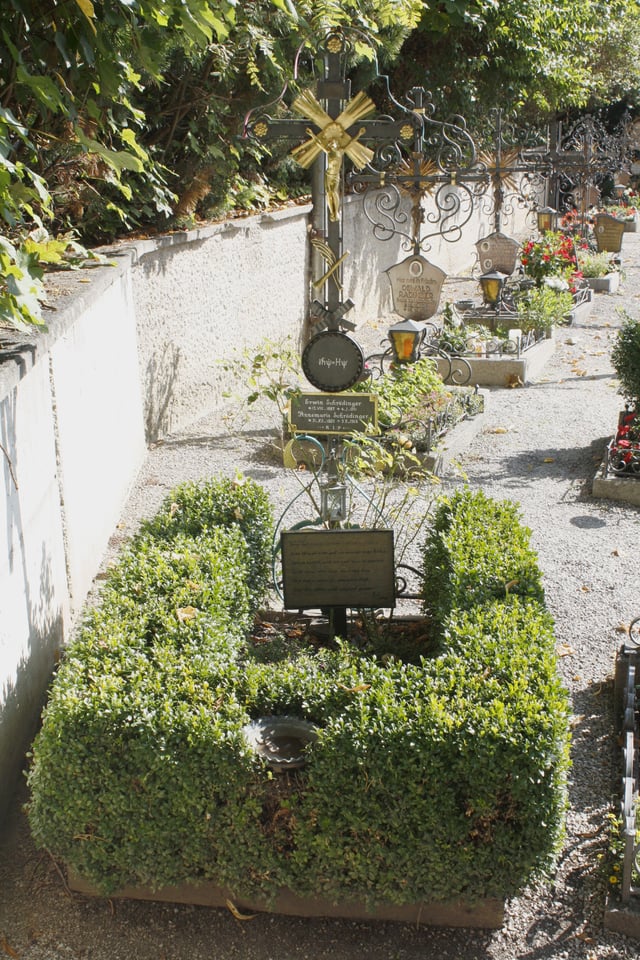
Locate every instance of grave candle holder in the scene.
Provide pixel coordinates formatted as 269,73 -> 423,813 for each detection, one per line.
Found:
388,318 -> 424,363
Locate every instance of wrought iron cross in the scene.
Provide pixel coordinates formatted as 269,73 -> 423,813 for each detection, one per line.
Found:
244,30 -> 418,329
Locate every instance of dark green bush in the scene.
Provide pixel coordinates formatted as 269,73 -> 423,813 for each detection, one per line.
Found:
611,312 -> 640,406
138,476 -> 274,608
27,482 -> 570,906
420,488 -> 545,632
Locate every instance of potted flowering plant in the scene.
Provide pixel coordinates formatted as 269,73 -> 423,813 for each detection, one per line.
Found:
602,190 -> 638,231
520,232 -> 581,287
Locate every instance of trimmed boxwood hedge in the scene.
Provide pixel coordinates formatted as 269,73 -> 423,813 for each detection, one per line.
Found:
26,479 -> 570,907
420,488 -> 545,634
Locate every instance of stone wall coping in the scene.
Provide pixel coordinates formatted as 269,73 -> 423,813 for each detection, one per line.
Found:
0,201 -> 313,404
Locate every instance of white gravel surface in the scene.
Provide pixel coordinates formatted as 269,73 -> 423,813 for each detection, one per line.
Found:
2,235 -> 640,959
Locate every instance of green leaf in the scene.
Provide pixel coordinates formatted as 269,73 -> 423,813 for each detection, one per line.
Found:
73,0 -> 97,31
75,128 -> 144,174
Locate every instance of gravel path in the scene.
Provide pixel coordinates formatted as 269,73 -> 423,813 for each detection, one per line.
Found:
2,235 -> 640,959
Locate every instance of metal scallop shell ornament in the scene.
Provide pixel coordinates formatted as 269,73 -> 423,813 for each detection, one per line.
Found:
243,716 -> 318,772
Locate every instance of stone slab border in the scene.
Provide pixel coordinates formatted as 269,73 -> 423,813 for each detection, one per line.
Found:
436,337 -> 554,387
67,870 -> 505,929
592,463 -> 640,506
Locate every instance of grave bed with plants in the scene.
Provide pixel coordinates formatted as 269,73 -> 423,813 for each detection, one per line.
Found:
26,479 -> 571,928
593,312 -> 640,505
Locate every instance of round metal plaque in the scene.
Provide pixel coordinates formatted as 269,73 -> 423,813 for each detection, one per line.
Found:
302,330 -> 364,392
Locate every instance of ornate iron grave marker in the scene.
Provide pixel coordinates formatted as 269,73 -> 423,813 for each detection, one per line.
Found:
594,213 -> 626,253
475,231 -> 520,276
288,392 -> 378,436
281,529 -> 395,610
244,30 -> 419,339
385,254 -> 446,320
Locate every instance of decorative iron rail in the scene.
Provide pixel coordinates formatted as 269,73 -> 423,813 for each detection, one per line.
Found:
603,408 -> 640,479
617,619 -> 640,901
605,439 -> 640,479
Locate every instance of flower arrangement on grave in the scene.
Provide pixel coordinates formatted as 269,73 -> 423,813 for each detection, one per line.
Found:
607,203 -> 637,218
519,232 -> 582,289
559,208 -> 590,234
603,189 -> 638,220
608,408 -> 640,474
575,247 -> 618,279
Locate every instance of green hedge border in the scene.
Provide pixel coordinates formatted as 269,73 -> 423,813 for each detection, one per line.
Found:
27,480 -> 570,907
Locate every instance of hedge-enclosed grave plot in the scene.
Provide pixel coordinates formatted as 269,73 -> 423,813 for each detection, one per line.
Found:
27,478 -> 571,912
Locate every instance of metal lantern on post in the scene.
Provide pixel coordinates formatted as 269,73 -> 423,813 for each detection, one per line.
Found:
479,270 -> 506,309
536,206 -> 557,233
388,318 -> 424,363
320,445 -> 348,527
320,483 -> 348,524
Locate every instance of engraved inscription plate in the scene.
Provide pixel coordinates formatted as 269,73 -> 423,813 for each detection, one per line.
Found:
476,232 -> 519,276
281,529 -> 395,609
302,331 -> 365,392
289,392 -> 378,436
594,214 -> 625,253
385,255 -> 446,321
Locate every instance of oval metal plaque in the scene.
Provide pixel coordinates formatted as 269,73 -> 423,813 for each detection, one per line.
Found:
302,330 -> 364,392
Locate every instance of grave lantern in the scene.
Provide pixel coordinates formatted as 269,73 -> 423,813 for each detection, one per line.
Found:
388,318 -> 423,363
321,483 -> 348,523
479,270 -> 506,308
536,206 -> 557,233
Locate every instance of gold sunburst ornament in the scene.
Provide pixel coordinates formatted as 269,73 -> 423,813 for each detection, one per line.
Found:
396,157 -> 439,198
479,148 -> 520,193
290,89 -> 376,221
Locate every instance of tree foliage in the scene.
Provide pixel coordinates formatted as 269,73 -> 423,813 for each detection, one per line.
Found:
0,0 -> 421,326
1,0 -> 640,329
391,0 -> 640,122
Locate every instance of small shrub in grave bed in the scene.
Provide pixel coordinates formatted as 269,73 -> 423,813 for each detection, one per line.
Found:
420,488 -> 545,634
137,475 -> 274,607
611,312 -> 640,409
27,481 -> 570,908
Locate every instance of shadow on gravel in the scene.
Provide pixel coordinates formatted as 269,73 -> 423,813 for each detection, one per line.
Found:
514,680 -> 619,960
463,437 -> 609,492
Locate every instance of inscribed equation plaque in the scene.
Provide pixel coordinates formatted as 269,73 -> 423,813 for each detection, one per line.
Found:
281,529 -> 395,609
288,393 -> 378,436
302,331 -> 365,392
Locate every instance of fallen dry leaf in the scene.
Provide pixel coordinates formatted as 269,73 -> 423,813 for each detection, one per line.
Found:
543,457 -> 555,463
226,899 -> 257,921
176,606 -> 198,622
616,622 -> 630,634
490,426 -> 509,434
337,683 -> 371,693
581,585 -> 591,593
557,643 -> 576,657
611,548 -> 622,557
1,938 -> 19,958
